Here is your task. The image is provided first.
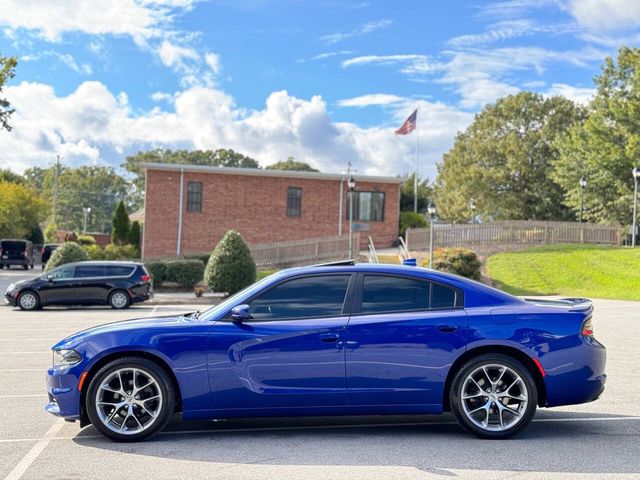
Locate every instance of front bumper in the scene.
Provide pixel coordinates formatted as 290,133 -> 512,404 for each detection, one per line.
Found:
4,291 -> 17,306
45,367 -> 82,420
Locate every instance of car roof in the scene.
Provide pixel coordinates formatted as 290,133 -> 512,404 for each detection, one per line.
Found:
64,260 -> 143,267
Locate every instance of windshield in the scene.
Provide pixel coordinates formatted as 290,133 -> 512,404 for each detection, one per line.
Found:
199,274 -> 277,322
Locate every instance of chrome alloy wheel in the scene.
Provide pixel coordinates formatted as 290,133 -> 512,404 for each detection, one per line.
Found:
18,292 -> 37,310
95,368 -> 163,435
110,291 -> 129,309
461,364 -> 528,432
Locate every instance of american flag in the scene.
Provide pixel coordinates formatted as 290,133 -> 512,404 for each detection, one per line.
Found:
395,109 -> 417,135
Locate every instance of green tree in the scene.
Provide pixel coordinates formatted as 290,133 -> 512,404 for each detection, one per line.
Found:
435,92 -> 585,222
400,173 -> 433,213
0,53 -> 17,132
0,181 -> 47,239
24,165 -> 130,233
0,169 -> 24,184
266,157 -> 318,172
111,201 -> 130,245
44,242 -> 88,272
553,47 -> 640,225
399,211 -> 428,237
204,230 -> 256,294
128,220 -> 141,252
122,148 -> 260,208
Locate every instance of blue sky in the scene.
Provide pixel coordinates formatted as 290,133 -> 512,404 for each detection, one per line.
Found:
1,0 -> 639,180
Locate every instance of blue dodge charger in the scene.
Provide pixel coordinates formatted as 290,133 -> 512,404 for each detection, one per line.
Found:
45,261 -> 606,441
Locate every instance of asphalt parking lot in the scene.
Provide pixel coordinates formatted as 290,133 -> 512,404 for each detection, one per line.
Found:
1,284 -> 639,479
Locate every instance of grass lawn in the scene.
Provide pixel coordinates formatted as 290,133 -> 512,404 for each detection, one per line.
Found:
256,269 -> 278,280
486,244 -> 640,300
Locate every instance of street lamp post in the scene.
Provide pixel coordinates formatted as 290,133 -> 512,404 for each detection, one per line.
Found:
469,200 -> 476,224
428,203 -> 436,268
633,168 -> 640,247
348,176 -> 356,257
82,207 -> 91,234
579,177 -> 587,223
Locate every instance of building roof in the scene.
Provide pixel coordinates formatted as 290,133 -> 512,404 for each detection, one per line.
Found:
142,162 -> 405,184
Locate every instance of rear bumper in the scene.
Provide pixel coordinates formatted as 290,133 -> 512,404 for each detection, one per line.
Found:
1,258 -> 30,266
543,336 -> 607,407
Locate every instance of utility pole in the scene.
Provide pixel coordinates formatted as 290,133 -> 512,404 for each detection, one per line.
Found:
52,155 -> 60,225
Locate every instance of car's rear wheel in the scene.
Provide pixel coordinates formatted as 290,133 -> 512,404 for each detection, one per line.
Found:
109,290 -> 130,309
17,291 -> 40,311
86,357 -> 175,442
449,353 -> 537,439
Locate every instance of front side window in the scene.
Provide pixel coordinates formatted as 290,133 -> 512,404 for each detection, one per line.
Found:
247,274 -> 351,321
361,275 -> 429,314
48,265 -> 75,280
287,187 -> 302,217
346,191 -> 385,222
187,181 -> 202,212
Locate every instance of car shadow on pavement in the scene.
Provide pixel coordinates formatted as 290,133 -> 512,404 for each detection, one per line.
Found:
71,411 -> 640,474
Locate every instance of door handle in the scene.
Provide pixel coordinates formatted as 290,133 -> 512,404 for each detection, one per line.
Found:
438,325 -> 458,333
319,333 -> 340,343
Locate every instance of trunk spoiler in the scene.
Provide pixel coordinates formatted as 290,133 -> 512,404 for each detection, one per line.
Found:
523,297 -> 593,312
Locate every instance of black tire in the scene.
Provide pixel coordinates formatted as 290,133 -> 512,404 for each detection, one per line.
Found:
86,357 -> 175,442
449,353 -> 537,439
108,289 -> 131,309
17,290 -> 40,311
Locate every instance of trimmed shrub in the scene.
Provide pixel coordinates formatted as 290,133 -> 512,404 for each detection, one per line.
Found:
184,253 -> 210,265
205,230 -> 256,295
77,234 -> 96,246
145,261 -> 167,287
129,221 -> 141,252
165,259 -> 205,289
104,243 -> 138,260
83,244 -> 106,260
422,247 -> 481,280
45,242 -> 88,271
399,211 -> 428,237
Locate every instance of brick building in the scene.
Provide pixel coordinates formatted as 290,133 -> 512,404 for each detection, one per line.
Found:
141,162 -> 403,259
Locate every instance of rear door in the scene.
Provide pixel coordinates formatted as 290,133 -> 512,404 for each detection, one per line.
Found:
207,273 -> 355,412
345,273 -> 468,409
73,264 -> 107,301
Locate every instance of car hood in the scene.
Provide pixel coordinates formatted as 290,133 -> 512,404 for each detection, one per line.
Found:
6,278 -> 37,291
52,313 -> 203,349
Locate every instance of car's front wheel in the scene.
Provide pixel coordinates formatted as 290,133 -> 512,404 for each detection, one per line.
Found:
86,357 -> 175,442
17,291 -> 40,311
450,353 -> 537,439
109,290 -> 130,309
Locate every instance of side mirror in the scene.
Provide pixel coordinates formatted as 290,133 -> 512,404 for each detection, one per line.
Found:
231,304 -> 252,322
46,274 -> 53,282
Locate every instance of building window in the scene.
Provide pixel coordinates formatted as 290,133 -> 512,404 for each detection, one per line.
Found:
187,181 -> 202,212
346,191 -> 385,222
287,187 -> 302,217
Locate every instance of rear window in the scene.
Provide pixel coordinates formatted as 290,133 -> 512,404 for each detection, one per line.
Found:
105,265 -> 135,277
1,241 -> 26,250
75,265 -> 106,278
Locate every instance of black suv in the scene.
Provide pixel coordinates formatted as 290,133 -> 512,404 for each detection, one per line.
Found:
0,239 -> 34,270
4,261 -> 153,311
40,244 -> 60,270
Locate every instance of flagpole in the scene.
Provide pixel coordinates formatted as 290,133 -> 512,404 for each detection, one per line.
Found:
414,105 -> 419,213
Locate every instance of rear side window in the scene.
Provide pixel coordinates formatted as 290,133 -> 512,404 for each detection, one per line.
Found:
105,265 -> 135,277
431,283 -> 457,309
247,275 -> 351,321
75,265 -> 106,278
361,275 -> 429,314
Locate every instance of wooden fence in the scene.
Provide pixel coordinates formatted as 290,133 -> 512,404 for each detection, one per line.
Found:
406,221 -> 622,251
249,234 -> 360,268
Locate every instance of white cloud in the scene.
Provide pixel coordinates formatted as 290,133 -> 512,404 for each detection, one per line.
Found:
447,19 -> 539,47
151,91 -> 174,103
0,0 -> 195,42
157,40 -> 199,68
320,19 -> 393,44
55,53 -> 93,75
299,50 -> 356,62
568,0 -> 640,31
337,94 -> 405,108
204,52 -> 221,75
0,81 -> 473,181
545,83 -> 596,104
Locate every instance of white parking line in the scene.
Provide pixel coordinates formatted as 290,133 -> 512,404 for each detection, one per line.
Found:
147,305 -> 159,317
4,419 -> 64,480
0,351 -> 49,354
0,368 -> 42,372
0,394 -> 47,398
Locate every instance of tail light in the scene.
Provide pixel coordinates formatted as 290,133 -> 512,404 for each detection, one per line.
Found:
581,317 -> 594,337
23,250 -> 27,256
140,274 -> 151,283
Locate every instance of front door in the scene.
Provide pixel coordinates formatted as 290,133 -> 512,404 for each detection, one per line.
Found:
206,273 -> 355,414
345,273 -> 468,410
38,264 -> 77,304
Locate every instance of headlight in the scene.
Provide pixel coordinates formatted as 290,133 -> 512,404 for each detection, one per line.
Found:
52,349 -> 82,367
6,283 -> 15,293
